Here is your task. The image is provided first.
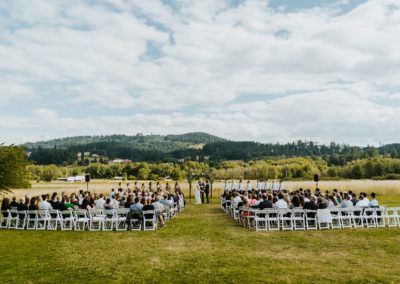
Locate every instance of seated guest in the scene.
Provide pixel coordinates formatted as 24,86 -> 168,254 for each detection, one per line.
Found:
351,194 -> 358,206
10,197 -> 18,208
340,194 -> 353,208
39,195 -> 53,210
28,197 -> 38,210
317,197 -> 329,209
127,197 -> 143,230
62,196 -> 75,210
289,195 -> 301,209
232,193 -> 241,208
17,198 -> 28,211
369,192 -> 379,207
80,196 -> 92,210
258,194 -> 273,210
274,193 -> 288,209
125,195 -> 134,209
94,194 -> 106,209
103,198 -> 112,210
356,194 -> 369,207
1,198 -> 10,211
304,196 -> 318,210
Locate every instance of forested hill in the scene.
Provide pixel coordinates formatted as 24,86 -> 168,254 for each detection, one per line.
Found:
23,132 -> 226,149
22,133 -> 400,166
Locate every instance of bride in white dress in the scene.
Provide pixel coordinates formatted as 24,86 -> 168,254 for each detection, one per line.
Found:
195,181 -> 202,204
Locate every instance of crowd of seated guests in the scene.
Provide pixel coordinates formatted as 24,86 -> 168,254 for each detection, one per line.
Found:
222,187 -> 380,214
1,182 -> 185,228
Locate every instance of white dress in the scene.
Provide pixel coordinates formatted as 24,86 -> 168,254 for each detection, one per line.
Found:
195,184 -> 202,204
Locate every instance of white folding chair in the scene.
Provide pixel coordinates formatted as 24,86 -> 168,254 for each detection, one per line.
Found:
74,209 -> 89,231
0,210 -> 9,229
266,209 -> 280,231
374,207 -> 385,228
143,210 -> 157,231
16,210 -> 27,230
317,209 -> 332,230
279,209 -> 293,231
103,210 -> 116,231
362,208 -> 376,228
292,209 -> 305,230
48,210 -> 62,230
384,207 -> 398,227
254,210 -> 267,232
26,210 -> 37,230
329,208 -> 342,229
60,210 -> 75,231
339,207 -> 353,228
351,207 -> 364,228
7,209 -> 19,229
88,209 -> 104,231
129,210 -> 143,231
115,208 -> 130,231
305,210 -> 318,230
36,210 -> 50,230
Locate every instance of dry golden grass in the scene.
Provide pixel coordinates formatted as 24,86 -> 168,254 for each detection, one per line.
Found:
6,179 -> 400,199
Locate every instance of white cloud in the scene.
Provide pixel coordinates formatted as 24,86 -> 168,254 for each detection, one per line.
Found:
1,0 -> 400,145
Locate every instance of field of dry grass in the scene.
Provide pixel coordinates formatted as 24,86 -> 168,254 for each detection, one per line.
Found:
6,179 -> 400,199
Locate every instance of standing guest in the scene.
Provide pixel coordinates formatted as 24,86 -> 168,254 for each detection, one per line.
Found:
224,180 -> 229,191
263,180 -> 269,190
256,180 -> 261,191
166,182 -> 171,191
174,182 -> 180,191
246,181 -> 252,191
271,181 -> 276,191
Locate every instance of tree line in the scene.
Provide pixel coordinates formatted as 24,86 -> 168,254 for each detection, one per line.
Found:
26,139 -> 400,166
27,157 -> 400,182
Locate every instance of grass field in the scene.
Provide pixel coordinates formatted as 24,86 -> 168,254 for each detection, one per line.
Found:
0,197 -> 400,283
6,179 -> 400,199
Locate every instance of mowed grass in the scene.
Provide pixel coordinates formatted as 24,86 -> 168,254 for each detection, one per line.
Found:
1,197 -> 400,283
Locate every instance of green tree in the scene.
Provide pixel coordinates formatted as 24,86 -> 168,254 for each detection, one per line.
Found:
0,145 -> 31,192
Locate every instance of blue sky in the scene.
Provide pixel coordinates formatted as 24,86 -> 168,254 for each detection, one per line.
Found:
1,0 -> 400,145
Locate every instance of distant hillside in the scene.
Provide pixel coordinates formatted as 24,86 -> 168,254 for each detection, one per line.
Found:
23,132 -> 226,149
22,133 -> 400,166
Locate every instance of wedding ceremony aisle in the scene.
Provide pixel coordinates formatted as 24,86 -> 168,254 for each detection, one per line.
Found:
0,200 -> 399,282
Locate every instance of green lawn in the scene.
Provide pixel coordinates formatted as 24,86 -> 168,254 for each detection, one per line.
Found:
0,198 -> 400,283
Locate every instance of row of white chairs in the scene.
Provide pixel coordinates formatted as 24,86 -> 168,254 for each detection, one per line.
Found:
0,205 -> 182,231
221,200 -> 400,231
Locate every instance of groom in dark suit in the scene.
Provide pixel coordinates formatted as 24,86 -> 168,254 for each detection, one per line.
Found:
204,180 -> 210,204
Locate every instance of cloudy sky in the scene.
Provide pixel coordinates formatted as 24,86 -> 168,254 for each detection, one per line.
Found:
1,0 -> 400,145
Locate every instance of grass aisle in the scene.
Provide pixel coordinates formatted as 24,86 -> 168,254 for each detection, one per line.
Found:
0,201 -> 400,283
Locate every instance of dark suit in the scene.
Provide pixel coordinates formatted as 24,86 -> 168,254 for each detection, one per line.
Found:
204,183 -> 210,204
259,200 -> 273,210
303,201 -> 318,218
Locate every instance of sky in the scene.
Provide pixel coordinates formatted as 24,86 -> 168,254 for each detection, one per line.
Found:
1,0 -> 400,146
